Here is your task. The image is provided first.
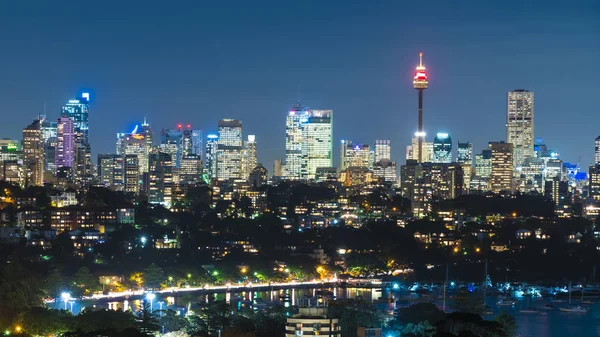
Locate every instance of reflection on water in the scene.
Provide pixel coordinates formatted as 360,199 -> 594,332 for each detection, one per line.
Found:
48,286 -> 600,337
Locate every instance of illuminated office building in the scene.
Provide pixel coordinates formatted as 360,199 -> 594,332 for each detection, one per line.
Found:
180,154 -> 203,183
241,135 -> 258,180
373,140 -> 397,183
97,154 -> 124,189
123,154 -> 140,194
161,125 -> 202,167
301,110 -> 333,180
595,136 -> 600,164
407,137 -> 433,162
40,117 -> 57,172
217,119 -> 243,180
285,103 -> 333,180
61,93 -> 92,178
148,151 -> 173,206
489,141 -> 514,193
340,140 -> 372,170
433,133 -> 452,163
116,124 -> 153,174
507,89 -> 534,167
0,140 -> 23,186
475,150 -> 492,178
401,160 -> 463,217
457,141 -> 473,192
204,134 -> 219,180
55,117 -> 74,169
23,119 -> 45,187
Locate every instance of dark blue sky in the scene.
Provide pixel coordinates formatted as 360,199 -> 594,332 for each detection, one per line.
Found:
1,1 -> 598,168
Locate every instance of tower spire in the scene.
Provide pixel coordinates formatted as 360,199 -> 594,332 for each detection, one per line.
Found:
420,52 -> 423,68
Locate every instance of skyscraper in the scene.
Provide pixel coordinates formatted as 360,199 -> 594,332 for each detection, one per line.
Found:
489,142 -> 514,193
408,137 -> 434,163
40,117 -> 57,173
413,53 -> 428,163
374,140 -> 391,163
373,140 -> 397,183
595,136 -> 600,164
340,140 -> 372,170
148,151 -> 173,206
217,119 -> 242,180
285,103 -> 333,180
507,89 -> 534,168
123,154 -> 140,194
97,154 -> 124,189
241,135 -> 257,180
204,134 -> 219,180
301,110 -> 333,180
23,119 -> 45,187
61,93 -> 92,179
433,133 -> 452,163
475,150 -> 492,178
285,102 -> 308,180
457,141 -> 473,192
160,125 -> 202,167
55,117 -> 74,169
116,124 -> 152,175
180,154 -> 203,183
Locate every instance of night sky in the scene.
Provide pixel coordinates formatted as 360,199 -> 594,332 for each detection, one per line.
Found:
0,1 -> 598,169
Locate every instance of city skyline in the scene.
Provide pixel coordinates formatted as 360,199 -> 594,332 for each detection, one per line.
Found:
0,2 -> 598,168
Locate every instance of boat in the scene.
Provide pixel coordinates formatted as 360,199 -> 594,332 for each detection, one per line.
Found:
550,299 -> 565,303
559,306 -> 589,313
559,282 -> 589,313
496,298 -> 515,307
537,304 -> 555,311
519,307 -> 539,313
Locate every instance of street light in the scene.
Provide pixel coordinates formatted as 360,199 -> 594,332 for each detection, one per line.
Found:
146,293 -> 156,312
158,301 -> 164,317
61,292 -> 71,310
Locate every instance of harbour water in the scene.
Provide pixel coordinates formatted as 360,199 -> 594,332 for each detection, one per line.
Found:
50,285 -> 600,337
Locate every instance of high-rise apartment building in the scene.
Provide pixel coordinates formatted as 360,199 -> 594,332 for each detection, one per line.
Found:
23,119 -> 45,187
489,142 -> 514,193
433,133 -> 452,163
148,151 -> 173,206
340,140 -> 372,170
285,103 -> 333,180
55,117 -> 74,169
241,135 -> 258,180
204,134 -> 219,180
217,119 -> 242,180
507,89 -> 534,168
0,140 -> 23,186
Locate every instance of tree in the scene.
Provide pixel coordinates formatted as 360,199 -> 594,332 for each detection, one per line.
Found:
73,266 -> 98,296
159,309 -> 190,333
495,311 -> 517,337
18,307 -> 72,336
401,321 -> 436,337
0,260 -> 43,327
75,308 -> 138,333
451,290 -> 485,315
43,267 -> 65,298
328,299 -> 382,337
144,263 -> 166,290
137,303 -> 160,334
395,303 -> 446,326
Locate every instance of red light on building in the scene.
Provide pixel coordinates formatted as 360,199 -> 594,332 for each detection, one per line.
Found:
177,124 -> 182,129
187,124 -> 191,128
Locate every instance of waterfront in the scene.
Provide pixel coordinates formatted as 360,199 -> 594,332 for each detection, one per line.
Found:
49,284 -> 600,337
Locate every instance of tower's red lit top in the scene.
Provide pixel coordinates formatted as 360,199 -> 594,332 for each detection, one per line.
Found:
413,52 -> 428,89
